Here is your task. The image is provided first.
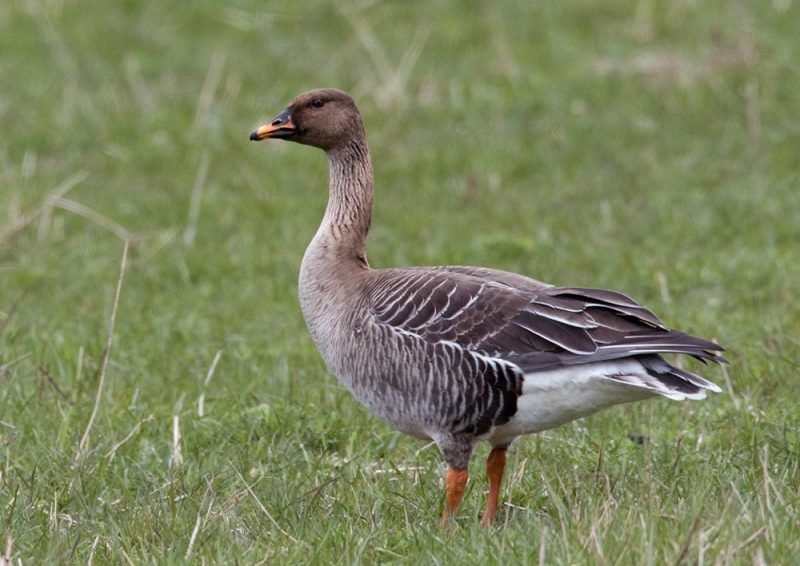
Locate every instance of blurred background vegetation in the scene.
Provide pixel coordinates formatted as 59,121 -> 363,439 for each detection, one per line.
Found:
1,0 -> 798,563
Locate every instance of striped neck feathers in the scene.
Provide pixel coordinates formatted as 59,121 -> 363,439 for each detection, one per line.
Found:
317,137 -> 373,266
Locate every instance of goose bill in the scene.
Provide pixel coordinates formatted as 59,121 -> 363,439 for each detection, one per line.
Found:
250,108 -> 297,140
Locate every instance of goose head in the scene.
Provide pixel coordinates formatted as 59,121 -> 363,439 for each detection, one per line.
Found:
250,88 -> 364,151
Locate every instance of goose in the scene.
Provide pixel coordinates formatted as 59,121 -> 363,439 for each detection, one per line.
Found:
249,88 -> 726,526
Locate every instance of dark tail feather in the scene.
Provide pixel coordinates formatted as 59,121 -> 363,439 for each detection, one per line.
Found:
637,355 -> 722,400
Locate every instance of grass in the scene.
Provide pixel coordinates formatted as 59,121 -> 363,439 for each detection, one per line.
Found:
1,0 -> 799,563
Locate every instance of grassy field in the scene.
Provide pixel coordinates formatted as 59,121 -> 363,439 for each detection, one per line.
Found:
2,0 -> 799,563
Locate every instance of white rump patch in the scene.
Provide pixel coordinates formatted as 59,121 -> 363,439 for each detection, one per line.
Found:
489,359 -> 703,445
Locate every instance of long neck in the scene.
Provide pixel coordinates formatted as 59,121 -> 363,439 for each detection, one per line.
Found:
315,136 -> 374,267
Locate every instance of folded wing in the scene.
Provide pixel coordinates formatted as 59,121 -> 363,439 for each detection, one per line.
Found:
368,266 -> 725,372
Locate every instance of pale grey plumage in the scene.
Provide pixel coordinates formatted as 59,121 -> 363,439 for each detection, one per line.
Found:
250,88 -> 726,520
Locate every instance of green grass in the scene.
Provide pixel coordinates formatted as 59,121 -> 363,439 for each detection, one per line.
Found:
2,0 -> 799,563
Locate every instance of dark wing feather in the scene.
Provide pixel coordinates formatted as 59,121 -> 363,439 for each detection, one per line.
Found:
368,269 -> 530,347
367,266 -> 726,370
506,310 -> 597,354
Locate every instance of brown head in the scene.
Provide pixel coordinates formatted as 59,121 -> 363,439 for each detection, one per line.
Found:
250,89 -> 365,152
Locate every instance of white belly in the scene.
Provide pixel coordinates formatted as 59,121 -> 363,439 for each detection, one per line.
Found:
489,360 -> 656,446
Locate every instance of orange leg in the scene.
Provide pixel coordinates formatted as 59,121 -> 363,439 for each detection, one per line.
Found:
480,446 -> 507,526
441,467 -> 469,527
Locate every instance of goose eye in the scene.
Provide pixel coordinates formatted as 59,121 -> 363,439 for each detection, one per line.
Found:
311,98 -> 324,108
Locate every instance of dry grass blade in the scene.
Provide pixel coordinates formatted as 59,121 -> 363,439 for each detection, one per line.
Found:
0,171 -> 87,244
193,50 -> 226,132
229,459 -> 301,545
53,197 -> 133,241
184,512 -> 203,561
87,535 -> 100,566
538,525 -> 548,566
336,4 -> 391,81
0,353 -> 32,380
732,526 -> 768,555
593,31 -> 756,86
203,350 -> 223,386
183,152 -> 211,246
171,415 -> 183,469
0,535 -> 12,566
338,4 -> 429,108
0,289 -> 32,340
184,485 -> 213,560
198,350 -> 223,417
380,26 -> 429,105
23,0 -> 82,125
105,414 -> 155,462
76,240 -> 129,460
